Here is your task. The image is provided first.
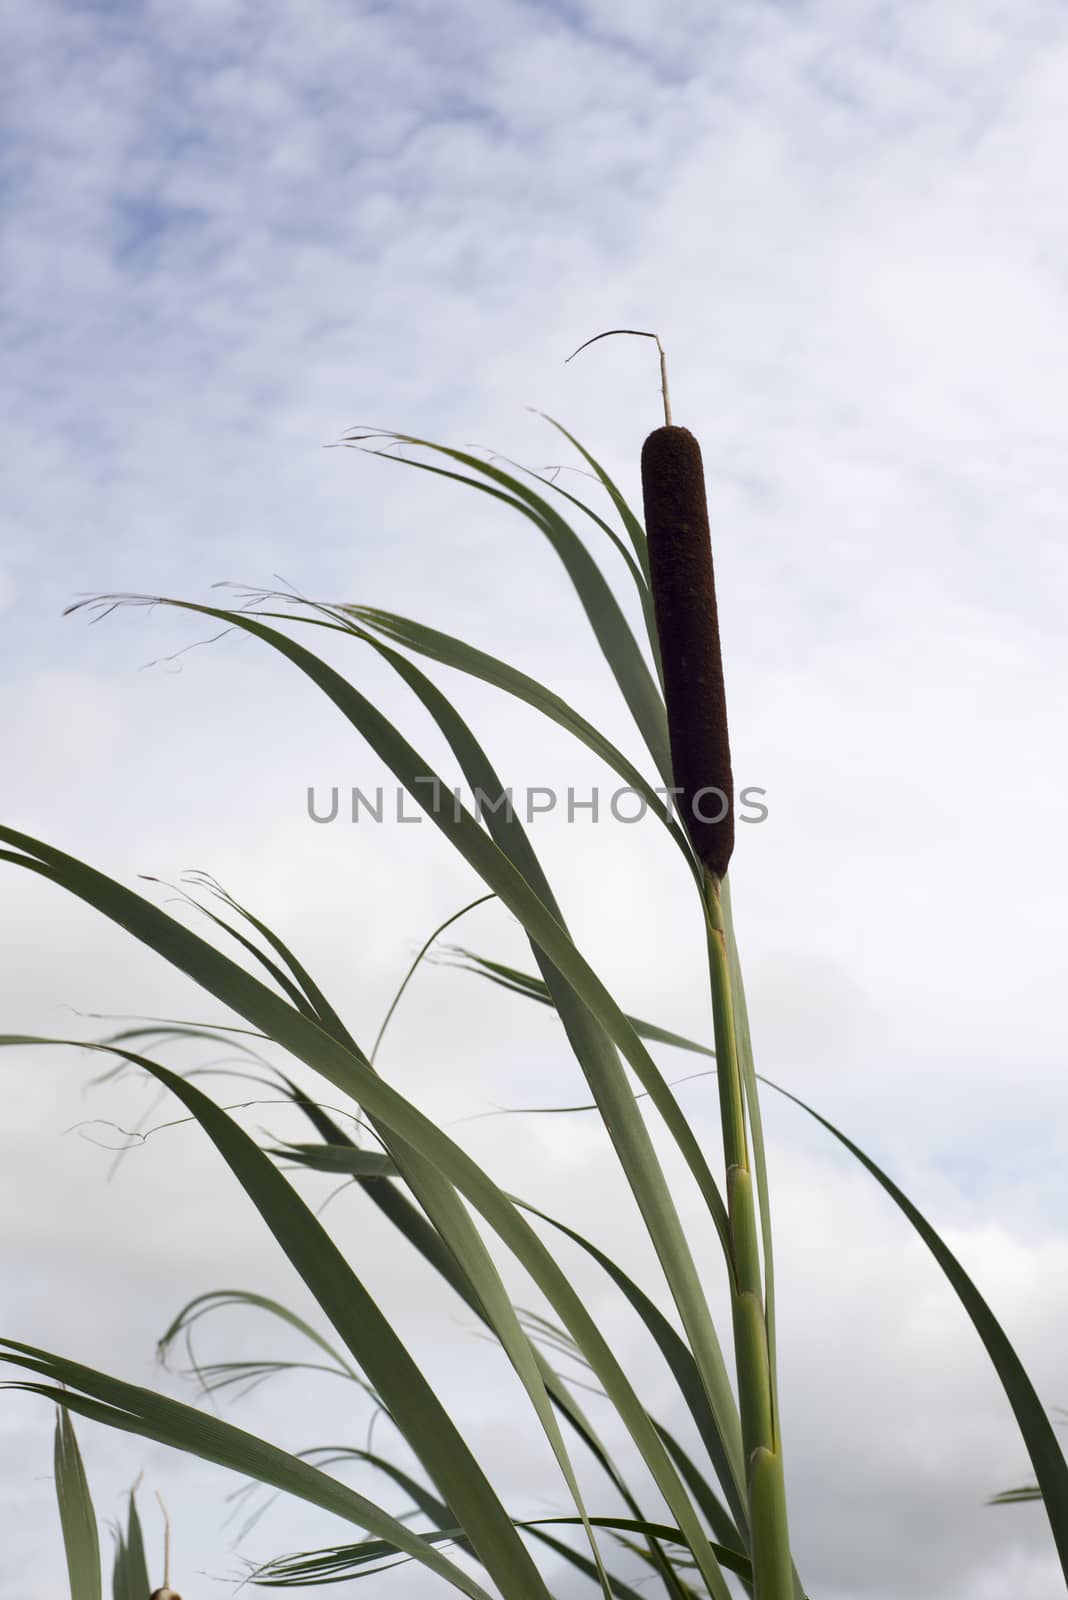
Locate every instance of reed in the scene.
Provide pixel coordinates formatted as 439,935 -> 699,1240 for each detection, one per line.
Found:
50,1410 -> 154,1600
637,367 -> 789,1596
3,369 -> 1067,1599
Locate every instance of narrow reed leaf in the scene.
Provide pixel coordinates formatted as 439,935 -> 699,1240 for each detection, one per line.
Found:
501,418 -> 663,683
5,613 -> 699,1226
53,1408 -> 102,1600
277,1089 -> 688,1593
1,1009 -> 735,1596
524,1525 -> 649,1600
267,1133 -> 751,1548
641,426 -> 733,878
446,949 -> 714,1058
112,1489 -> 149,1600
6,699 -> 745,1592
531,412 -> 651,583
508,1194 -> 749,1548
453,951 -> 1068,1583
772,1079 -> 1068,1587
477,441 -> 651,608
73,593 -> 743,1518
278,1080 -> 492,1316
270,1444 -> 478,1572
270,1142 -> 398,1177
12,1370 -> 495,1597
319,607 -> 744,1521
287,1447 -> 695,1600
185,902 -> 317,1017
341,431 -> 673,780
653,1422 -> 753,1583
120,1484 -> 149,1600
522,1517 -> 749,1580
371,891 -> 496,1063
92,685 -> 703,1599
251,1518 -> 753,1589
342,604 -> 695,870
177,878 -> 342,1030
136,884 -> 616,1590
14,1043 -> 557,1600
157,1291 -> 369,1398
110,1531 -> 125,1600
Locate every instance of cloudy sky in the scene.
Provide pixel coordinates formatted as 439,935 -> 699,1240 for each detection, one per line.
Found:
3,1 -> 1068,1596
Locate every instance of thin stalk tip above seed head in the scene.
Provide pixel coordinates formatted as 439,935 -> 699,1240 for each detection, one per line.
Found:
565,328 -> 672,426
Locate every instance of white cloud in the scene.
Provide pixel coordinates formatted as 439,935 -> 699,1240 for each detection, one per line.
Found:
3,0 -> 1068,1595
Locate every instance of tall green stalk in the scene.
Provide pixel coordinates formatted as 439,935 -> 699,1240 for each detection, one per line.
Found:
704,870 -> 794,1600
626,344 -> 799,1593
628,336 -> 797,1597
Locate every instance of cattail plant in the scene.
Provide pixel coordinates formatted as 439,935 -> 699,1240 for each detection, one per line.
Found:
3,357 -> 1068,1600
570,328 -> 791,1597
646,424 -> 791,1600
640,333 -> 789,1596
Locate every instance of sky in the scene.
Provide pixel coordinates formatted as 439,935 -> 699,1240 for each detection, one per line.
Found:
3,0 -> 1068,1596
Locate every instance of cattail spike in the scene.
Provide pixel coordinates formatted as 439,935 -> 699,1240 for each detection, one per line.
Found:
641,425 -> 734,879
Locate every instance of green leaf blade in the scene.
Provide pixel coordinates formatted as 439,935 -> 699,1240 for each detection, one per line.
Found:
53,1408 -> 102,1600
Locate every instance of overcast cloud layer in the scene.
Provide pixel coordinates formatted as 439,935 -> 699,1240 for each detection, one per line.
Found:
3,2 -> 1068,1597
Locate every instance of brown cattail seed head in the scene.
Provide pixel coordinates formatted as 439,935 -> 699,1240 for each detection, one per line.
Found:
150,1590 -> 182,1599
641,425 -> 734,879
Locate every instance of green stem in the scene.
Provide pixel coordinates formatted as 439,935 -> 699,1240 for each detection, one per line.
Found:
703,870 -> 794,1600
720,878 -> 781,1440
